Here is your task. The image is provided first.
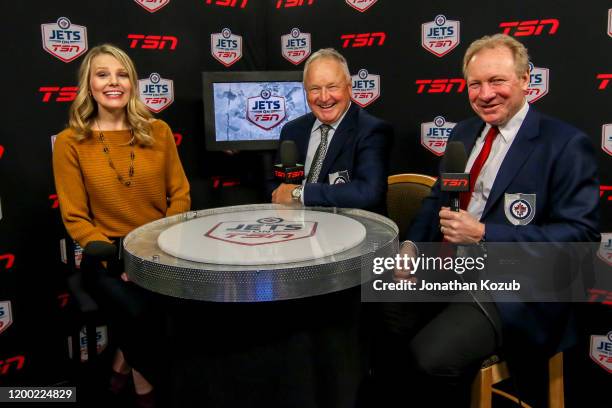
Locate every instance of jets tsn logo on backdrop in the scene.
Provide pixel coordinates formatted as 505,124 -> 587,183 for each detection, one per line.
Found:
138,73 -> 174,113
211,28 -> 243,67
351,69 -> 380,108
41,17 -> 87,63
281,28 -> 311,65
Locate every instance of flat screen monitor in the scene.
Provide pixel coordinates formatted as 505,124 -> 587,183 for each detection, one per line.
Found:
203,71 -> 310,151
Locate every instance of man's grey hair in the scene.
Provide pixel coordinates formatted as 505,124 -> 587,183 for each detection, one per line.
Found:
463,33 -> 530,79
303,48 -> 351,84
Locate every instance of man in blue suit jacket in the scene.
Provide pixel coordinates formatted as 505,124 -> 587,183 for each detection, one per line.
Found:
378,34 -> 599,407
271,48 -> 391,212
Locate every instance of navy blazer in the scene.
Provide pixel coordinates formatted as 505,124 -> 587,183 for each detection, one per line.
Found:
408,107 -> 600,353
271,103 -> 392,212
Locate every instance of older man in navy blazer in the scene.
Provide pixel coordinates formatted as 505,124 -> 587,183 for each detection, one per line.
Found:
378,34 -> 599,407
271,48 -> 392,212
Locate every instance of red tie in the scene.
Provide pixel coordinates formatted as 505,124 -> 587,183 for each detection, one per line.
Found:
460,126 -> 499,210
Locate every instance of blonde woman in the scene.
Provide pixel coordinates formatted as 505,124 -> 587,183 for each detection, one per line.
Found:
53,44 -> 190,407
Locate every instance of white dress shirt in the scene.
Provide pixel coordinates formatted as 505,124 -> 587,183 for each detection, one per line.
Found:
465,102 -> 529,220
300,103 -> 351,203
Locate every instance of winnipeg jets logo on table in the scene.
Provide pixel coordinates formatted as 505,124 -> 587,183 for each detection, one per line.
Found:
206,217 -> 316,246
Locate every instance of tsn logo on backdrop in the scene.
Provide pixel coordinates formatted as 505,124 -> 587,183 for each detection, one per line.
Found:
134,0 -> 170,13
597,74 -> 612,90
128,34 -> 178,50
211,28 -> 243,67
351,69 -> 380,107
499,18 -> 559,37
276,0 -> 313,8
415,78 -> 465,94
422,14 -> 460,57
205,0 -> 248,8
41,17 -> 88,62
39,86 -> 78,103
421,116 -> 456,156
138,73 -> 174,113
341,32 -> 386,48
281,28 -> 311,65
0,355 -> 25,376
345,0 -> 378,13
526,62 -> 549,103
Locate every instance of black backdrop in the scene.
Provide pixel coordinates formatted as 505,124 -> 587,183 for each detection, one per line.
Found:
1,1 -> 610,404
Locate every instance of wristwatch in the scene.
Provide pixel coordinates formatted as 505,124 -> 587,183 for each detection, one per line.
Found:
291,186 -> 303,201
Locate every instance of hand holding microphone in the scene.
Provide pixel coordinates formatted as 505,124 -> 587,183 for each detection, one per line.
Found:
438,142 -> 484,244
272,140 -> 304,205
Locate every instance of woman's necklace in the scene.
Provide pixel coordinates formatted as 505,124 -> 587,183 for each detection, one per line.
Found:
95,121 -> 135,187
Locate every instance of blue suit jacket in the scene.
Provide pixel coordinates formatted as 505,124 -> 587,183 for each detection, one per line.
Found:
408,107 -> 600,353
271,103 -> 392,212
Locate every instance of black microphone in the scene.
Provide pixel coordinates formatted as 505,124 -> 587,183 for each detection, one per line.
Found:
440,141 -> 469,212
274,140 -> 304,184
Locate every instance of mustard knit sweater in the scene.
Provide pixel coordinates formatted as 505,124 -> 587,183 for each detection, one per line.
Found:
53,119 -> 191,248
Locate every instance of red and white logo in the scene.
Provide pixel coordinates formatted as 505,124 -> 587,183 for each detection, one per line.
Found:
0,254 -> 15,269
134,0 -> 170,13
341,32 -> 386,48
597,74 -> 612,90
602,124 -> 612,156
281,28 -> 311,65
0,355 -> 25,376
526,62 -> 549,103
39,86 -> 78,103
205,0 -> 248,8
499,19 -> 559,36
138,73 -> 174,113
205,217 -> 317,246
0,301 -> 13,335
345,0 -> 378,13
421,116 -> 456,156
247,90 -> 286,130
608,9 -> 612,37
211,28 -> 243,67
351,69 -> 380,107
590,331 -> 612,373
128,34 -> 178,50
422,14 -> 460,57
276,0 -> 313,8
598,233 -> 612,266
415,78 -> 465,94
41,17 -> 88,63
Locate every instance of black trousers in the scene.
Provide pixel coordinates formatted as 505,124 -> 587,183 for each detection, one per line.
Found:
370,301 -> 501,408
80,255 -> 167,385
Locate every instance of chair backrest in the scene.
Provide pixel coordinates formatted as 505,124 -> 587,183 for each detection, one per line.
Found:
387,173 -> 437,238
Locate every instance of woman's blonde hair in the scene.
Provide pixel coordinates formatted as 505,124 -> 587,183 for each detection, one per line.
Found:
68,44 -> 154,145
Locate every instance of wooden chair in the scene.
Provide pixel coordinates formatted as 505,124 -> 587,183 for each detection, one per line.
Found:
471,352 -> 564,408
386,173 -> 437,235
